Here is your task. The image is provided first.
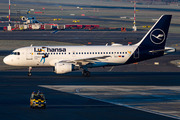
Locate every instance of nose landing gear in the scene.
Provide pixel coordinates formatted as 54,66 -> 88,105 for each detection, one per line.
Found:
28,67 -> 32,76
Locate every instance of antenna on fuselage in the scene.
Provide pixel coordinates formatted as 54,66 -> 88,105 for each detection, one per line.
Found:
30,44 -> 33,47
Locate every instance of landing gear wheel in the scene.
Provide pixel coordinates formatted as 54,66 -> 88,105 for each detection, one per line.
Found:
82,70 -> 91,77
28,72 -> 32,76
82,70 -> 86,75
85,71 -> 91,77
28,67 -> 32,76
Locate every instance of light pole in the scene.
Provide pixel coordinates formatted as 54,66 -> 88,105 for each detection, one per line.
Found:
132,0 -> 137,31
7,0 -> 12,31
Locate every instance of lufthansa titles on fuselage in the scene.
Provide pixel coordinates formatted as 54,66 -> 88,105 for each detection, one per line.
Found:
34,47 -> 66,53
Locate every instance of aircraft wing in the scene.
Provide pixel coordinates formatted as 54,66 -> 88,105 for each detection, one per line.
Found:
74,55 -> 111,61
59,55 -> 111,65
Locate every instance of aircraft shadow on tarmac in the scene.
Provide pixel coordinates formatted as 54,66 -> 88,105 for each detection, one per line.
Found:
2,71 -> 180,86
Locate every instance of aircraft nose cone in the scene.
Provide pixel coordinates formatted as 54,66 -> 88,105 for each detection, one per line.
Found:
3,56 -> 8,64
3,56 -> 11,65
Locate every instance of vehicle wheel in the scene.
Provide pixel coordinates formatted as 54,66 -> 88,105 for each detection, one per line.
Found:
43,105 -> 46,109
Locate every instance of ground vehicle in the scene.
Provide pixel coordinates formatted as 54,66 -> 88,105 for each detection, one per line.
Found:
30,91 -> 46,109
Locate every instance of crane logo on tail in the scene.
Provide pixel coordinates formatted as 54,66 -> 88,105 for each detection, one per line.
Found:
150,29 -> 165,44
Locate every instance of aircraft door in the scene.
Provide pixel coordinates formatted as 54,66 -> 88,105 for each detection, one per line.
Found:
133,48 -> 139,59
26,48 -> 33,60
72,51 -> 76,57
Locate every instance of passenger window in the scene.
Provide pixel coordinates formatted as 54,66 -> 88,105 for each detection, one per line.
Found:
123,52 -> 124,54
93,52 -> 94,54
82,52 -> 83,54
65,53 -> 66,55
69,52 -> 70,54
125,52 -> 127,54
103,52 -> 105,54
120,52 -> 121,54
109,52 -> 111,54
112,52 -> 113,54
106,52 -> 108,54
76,52 -> 78,54
87,52 -> 89,54
84,52 -> 86,54
95,52 -> 97,54
117,52 -> 119,54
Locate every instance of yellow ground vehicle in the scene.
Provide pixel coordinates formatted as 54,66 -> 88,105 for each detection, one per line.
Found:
30,91 -> 46,109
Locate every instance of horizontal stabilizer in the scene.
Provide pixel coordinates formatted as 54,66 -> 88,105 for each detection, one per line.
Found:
149,47 -> 176,55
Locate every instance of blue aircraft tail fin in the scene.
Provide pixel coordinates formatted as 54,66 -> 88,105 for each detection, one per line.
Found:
136,15 -> 172,49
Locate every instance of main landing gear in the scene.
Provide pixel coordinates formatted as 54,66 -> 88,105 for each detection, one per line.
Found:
82,70 -> 91,77
28,67 -> 32,76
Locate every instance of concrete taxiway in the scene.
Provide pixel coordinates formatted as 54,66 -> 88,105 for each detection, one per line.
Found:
0,71 -> 180,120
0,25 -> 180,120
0,0 -> 180,119
0,31 -> 180,46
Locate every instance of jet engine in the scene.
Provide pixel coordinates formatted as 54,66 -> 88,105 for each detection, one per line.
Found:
53,62 -> 80,74
21,16 -> 27,21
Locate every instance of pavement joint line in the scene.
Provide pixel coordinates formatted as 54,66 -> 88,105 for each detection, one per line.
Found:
76,94 -> 180,120
39,85 -> 180,120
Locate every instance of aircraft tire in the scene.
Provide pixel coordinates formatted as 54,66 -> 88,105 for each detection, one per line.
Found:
82,70 -> 91,77
28,72 -> 32,76
85,71 -> 91,77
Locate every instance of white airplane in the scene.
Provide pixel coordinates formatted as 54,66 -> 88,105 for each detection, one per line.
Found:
3,15 -> 176,77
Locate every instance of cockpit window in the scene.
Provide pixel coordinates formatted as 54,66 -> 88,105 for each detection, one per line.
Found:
11,52 -> 20,55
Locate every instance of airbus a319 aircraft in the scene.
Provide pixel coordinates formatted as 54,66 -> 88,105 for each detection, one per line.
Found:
3,15 -> 176,77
